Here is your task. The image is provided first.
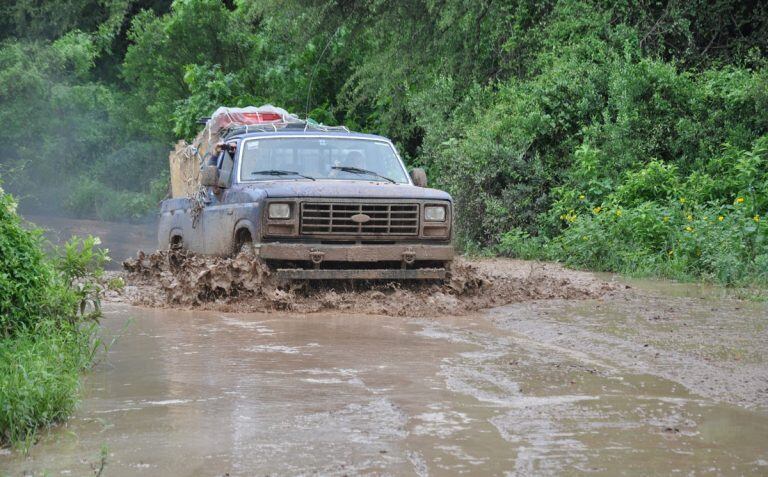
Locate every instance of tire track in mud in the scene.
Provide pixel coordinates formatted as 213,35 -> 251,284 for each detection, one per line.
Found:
408,318 -> 768,475
487,294 -> 768,410
412,320 -> 602,473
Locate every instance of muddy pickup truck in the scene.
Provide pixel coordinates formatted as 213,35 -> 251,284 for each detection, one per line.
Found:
158,121 -> 454,280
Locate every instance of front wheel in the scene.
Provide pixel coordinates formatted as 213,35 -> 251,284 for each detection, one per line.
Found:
170,235 -> 184,251
233,228 -> 254,255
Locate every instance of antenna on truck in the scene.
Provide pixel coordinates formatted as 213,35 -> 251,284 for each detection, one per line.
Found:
305,26 -> 341,118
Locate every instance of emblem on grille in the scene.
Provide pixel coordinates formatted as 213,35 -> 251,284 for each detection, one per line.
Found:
350,213 -> 371,224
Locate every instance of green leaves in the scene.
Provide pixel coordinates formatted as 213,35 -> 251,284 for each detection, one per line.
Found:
0,187 -> 106,447
1,187 -> 109,336
540,135 -> 768,287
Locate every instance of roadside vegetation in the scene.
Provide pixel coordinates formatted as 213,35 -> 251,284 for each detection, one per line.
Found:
0,184 -> 107,448
0,0 -> 765,286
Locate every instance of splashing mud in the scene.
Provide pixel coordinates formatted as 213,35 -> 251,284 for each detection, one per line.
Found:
113,250 -> 620,316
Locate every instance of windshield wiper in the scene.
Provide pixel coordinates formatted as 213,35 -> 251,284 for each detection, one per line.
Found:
331,166 -> 396,184
251,170 -> 315,181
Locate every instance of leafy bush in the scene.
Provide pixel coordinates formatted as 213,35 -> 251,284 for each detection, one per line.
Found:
503,136 -> 768,286
0,185 -> 107,447
0,187 -> 72,335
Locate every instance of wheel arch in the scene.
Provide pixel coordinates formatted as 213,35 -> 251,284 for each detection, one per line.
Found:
168,227 -> 184,249
233,219 -> 257,250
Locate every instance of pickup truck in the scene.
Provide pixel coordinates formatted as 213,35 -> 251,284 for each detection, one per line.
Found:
157,121 -> 454,280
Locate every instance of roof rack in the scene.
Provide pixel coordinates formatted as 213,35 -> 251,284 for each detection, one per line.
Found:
297,121 -> 350,133
222,119 -> 350,138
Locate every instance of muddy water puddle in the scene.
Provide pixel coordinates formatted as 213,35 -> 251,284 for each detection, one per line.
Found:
4,302 -> 768,476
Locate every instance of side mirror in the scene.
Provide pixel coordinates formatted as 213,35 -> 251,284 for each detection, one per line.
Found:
200,165 -> 219,187
217,153 -> 234,188
410,168 -> 428,187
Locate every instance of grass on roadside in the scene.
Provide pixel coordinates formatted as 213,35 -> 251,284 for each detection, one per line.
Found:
1,183 -> 108,449
0,321 -> 97,448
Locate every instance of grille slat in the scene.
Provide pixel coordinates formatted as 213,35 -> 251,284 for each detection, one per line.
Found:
300,202 -> 419,236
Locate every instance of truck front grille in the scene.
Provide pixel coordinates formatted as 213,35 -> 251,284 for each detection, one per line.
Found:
300,202 -> 419,236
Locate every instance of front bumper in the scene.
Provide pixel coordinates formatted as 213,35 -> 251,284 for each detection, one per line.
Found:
272,268 -> 447,280
258,242 -> 454,280
258,243 -> 454,263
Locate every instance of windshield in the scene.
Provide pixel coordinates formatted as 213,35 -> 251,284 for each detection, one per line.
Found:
238,137 -> 410,183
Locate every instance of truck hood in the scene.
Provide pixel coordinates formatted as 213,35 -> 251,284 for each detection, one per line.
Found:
241,180 -> 452,202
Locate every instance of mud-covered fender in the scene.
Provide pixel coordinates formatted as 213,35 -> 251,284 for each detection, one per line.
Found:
201,201 -> 265,256
234,219 -> 257,242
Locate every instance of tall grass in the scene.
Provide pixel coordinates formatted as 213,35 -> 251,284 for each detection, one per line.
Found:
0,322 -> 96,447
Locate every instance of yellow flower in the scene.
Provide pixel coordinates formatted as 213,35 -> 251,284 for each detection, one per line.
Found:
578,194 -> 585,200
679,197 -> 686,204
685,226 -> 693,232
593,206 -> 602,214
718,215 -> 724,221
662,216 -> 670,222
755,215 -> 761,223
686,214 -> 693,221
736,197 -> 745,204
615,209 -> 622,217
582,235 -> 589,240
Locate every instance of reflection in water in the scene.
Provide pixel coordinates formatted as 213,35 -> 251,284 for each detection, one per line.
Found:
2,305 -> 767,476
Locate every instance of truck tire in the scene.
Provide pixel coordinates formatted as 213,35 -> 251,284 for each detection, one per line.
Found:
234,228 -> 253,255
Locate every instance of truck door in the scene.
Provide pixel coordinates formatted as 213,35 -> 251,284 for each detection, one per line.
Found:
201,142 -> 239,255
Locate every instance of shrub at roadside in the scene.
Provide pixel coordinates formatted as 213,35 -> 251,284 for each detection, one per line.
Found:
0,185 -> 107,447
499,137 -> 768,286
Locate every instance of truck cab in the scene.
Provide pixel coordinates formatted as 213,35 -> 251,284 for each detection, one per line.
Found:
158,123 -> 454,280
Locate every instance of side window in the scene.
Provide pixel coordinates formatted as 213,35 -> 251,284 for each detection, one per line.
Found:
207,151 -> 221,168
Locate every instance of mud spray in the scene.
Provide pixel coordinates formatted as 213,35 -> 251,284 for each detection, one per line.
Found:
114,250 -> 621,316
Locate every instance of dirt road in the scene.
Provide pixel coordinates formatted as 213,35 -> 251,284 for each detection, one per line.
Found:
4,218 -> 767,475
3,277 -> 767,475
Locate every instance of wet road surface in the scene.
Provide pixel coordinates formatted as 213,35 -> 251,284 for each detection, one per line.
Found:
3,291 -> 767,476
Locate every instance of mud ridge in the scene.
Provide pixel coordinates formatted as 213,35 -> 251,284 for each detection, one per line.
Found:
111,250 -> 621,316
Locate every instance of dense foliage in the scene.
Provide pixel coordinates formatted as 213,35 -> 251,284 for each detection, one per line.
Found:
0,0 -> 766,285
0,1 -> 169,219
0,184 -> 107,446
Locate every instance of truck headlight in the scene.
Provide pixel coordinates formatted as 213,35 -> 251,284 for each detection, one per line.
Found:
424,205 -> 446,222
268,203 -> 291,219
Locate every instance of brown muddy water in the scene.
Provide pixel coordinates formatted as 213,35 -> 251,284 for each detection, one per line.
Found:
3,218 -> 768,475
2,295 -> 768,476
